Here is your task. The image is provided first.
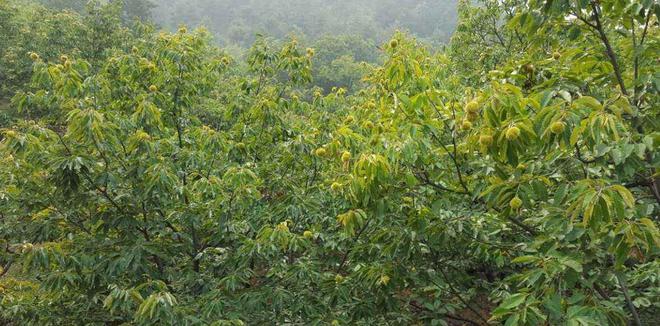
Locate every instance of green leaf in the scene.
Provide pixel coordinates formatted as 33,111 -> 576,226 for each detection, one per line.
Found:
610,185 -> 635,208
504,313 -> 520,326
573,96 -> 602,111
562,259 -> 583,273
543,293 -> 562,319
512,255 -> 538,264
498,293 -> 527,310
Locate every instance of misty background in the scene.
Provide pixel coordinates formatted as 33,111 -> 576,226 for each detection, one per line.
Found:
39,0 -> 459,46
36,0 -> 459,91
152,0 -> 458,47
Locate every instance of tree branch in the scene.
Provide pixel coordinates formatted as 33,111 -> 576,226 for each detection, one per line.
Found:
615,272 -> 642,326
436,268 -> 490,325
590,1 -> 628,95
336,219 -> 371,273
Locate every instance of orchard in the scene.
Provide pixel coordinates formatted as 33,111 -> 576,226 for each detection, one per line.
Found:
0,0 -> 658,325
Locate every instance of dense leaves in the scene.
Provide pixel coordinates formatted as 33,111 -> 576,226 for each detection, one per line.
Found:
0,0 -> 658,325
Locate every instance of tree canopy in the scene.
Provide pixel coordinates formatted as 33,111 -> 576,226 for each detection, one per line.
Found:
0,0 -> 658,325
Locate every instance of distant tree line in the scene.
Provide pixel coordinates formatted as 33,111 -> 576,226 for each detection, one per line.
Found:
32,0 -> 458,93
150,0 -> 458,47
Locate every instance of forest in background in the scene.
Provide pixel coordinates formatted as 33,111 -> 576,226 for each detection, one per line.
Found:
0,0 -> 658,325
34,0 -> 457,93
150,0 -> 458,46
37,0 -> 458,45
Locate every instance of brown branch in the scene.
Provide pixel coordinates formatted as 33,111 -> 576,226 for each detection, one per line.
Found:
590,1 -> 628,95
634,10 -> 652,106
645,153 -> 660,206
0,261 -> 12,278
506,215 -> 539,237
639,9 -> 651,46
55,133 -> 127,216
615,272 -> 642,326
172,62 -> 199,273
436,268 -> 490,325
430,131 -> 471,194
415,170 -> 469,195
632,16 -> 638,85
336,219 -> 372,273
425,98 -> 471,194
575,13 -> 597,29
409,301 -> 482,326
593,282 -> 611,300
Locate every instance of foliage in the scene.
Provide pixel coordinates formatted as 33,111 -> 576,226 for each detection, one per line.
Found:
310,35 -> 380,92
38,0 -> 154,21
0,0 -> 658,325
0,0 -> 136,101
